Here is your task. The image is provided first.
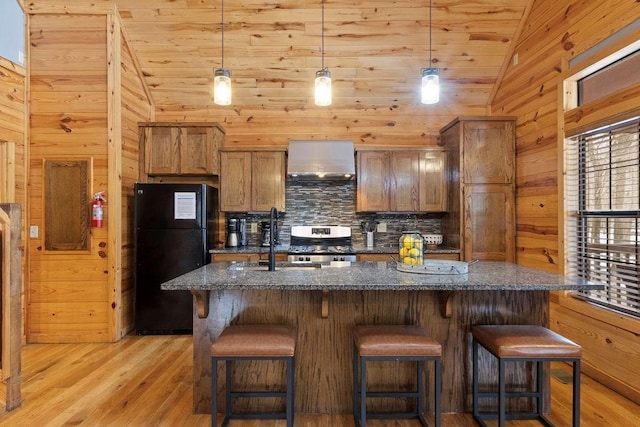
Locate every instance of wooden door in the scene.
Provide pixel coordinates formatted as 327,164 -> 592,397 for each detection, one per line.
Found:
356,151 -> 390,212
419,150 -> 448,212
179,126 -> 217,175
251,151 -> 285,212
143,126 -> 179,175
463,184 -> 515,262
389,151 -> 420,211
462,120 -> 515,184
220,152 -> 252,212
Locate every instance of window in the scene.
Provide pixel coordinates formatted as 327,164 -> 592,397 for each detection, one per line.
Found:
565,118 -> 640,317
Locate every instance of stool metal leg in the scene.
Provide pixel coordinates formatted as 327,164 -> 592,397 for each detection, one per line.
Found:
224,360 -> 232,426
498,358 -> 506,427
286,356 -> 294,427
536,360 -> 544,418
472,339 -> 480,420
417,360 -> 425,417
434,357 -> 441,427
211,358 -> 218,427
360,356 -> 367,427
352,343 -> 359,425
573,359 -> 581,427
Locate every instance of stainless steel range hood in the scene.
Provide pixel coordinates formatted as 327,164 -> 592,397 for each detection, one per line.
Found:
287,140 -> 355,181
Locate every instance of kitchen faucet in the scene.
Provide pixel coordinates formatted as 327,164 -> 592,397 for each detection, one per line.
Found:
268,207 -> 278,271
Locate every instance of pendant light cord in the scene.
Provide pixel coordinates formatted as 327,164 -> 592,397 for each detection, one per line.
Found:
221,0 -> 225,69
429,0 -> 432,66
321,0 -> 325,70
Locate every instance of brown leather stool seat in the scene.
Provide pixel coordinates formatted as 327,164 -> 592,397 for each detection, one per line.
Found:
211,325 -> 296,427
352,325 -> 442,427
472,325 -> 582,427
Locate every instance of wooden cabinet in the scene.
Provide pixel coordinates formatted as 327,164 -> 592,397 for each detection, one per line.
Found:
356,149 -> 447,212
220,150 -> 286,212
440,117 -> 516,262
140,122 -> 224,175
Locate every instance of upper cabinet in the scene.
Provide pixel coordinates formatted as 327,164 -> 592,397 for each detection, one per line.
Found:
139,122 -> 224,176
356,149 -> 447,213
440,117 -> 516,262
220,150 -> 286,213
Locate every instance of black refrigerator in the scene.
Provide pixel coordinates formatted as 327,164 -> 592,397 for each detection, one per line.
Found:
134,183 -> 218,334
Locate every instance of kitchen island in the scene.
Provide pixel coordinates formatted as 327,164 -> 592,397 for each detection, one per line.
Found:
162,261 -> 601,415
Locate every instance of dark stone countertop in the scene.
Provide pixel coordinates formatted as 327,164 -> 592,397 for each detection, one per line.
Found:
161,261 -> 602,292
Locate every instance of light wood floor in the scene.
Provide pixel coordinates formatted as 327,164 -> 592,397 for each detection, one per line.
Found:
0,334 -> 638,426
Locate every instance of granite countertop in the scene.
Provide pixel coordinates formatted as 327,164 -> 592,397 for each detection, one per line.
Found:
162,261 -> 602,292
210,245 -> 289,254
353,245 -> 460,254
210,245 -> 460,255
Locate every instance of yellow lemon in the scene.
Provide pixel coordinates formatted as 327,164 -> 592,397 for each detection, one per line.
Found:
414,240 -> 423,249
403,235 -> 412,249
403,256 -> 415,265
409,248 -> 420,257
399,247 -> 408,258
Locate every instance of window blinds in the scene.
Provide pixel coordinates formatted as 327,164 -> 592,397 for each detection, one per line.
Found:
565,118 -> 640,317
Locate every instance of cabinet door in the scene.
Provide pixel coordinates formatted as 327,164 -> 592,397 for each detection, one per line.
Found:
462,120 -> 515,184
357,151 -> 390,212
463,184 -> 515,262
251,151 -> 285,212
389,151 -> 420,211
180,126 -> 219,175
220,152 -> 252,212
143,127 -> 179,175
419,150 -> 448,212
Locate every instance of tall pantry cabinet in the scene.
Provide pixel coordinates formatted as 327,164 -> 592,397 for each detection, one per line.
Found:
440,117 -> 516,262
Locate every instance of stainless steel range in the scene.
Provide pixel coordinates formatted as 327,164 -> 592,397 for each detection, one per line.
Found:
288,225 -> 356,263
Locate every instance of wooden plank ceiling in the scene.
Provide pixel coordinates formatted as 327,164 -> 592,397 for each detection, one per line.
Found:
114,0 -> 531,111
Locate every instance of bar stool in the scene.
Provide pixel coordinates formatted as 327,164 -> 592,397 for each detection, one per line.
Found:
210,325 -> 296,427
352,325 -> 442,427
472,325 -> 582,427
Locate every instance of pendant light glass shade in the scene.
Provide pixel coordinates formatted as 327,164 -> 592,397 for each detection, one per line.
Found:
214,68 -> 232,106
315,68 -> 332,106
213,0 -> 231,106
314,0 -> 331,106
421,67 -> 439,104
421,0 -> 440,105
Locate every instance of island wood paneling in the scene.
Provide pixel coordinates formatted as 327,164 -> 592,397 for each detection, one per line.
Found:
192,289 -> 548,415
489,0 -> 640,404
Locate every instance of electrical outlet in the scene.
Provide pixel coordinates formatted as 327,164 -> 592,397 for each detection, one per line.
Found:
250,222 -> 258,233
377,222 -> 387,232
29,225 -> 38,238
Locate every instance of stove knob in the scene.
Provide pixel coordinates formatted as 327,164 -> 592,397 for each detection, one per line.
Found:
340,256 -> 346,261
298,256 -> 304,262
305,256 -> 311,262
333,256 -> 339,262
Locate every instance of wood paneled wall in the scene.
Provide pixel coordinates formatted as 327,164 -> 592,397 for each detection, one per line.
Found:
490,0 -> 640,404
0,58 -> 26,341
118,20 -> 154,338
27,9 -> 153,343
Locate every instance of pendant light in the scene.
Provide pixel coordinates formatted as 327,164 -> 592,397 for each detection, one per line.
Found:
421,0 -> 440,104
213,0 -> 231,106
315,0 -> 332,106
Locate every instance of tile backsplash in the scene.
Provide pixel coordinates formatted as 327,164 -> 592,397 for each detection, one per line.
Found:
235,180 -> 442,248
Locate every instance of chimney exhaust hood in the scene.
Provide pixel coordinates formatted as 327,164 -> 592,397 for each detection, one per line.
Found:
287,140 -> 355,181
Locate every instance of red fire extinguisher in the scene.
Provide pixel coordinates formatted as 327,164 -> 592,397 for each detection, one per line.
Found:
92,191 -> 106,228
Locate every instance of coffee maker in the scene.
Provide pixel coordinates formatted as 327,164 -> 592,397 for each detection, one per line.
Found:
260,220 -> 279,247
226,218 -> 239,248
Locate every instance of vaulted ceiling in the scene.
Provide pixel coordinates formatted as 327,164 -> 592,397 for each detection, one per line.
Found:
113,0 -> 532,111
